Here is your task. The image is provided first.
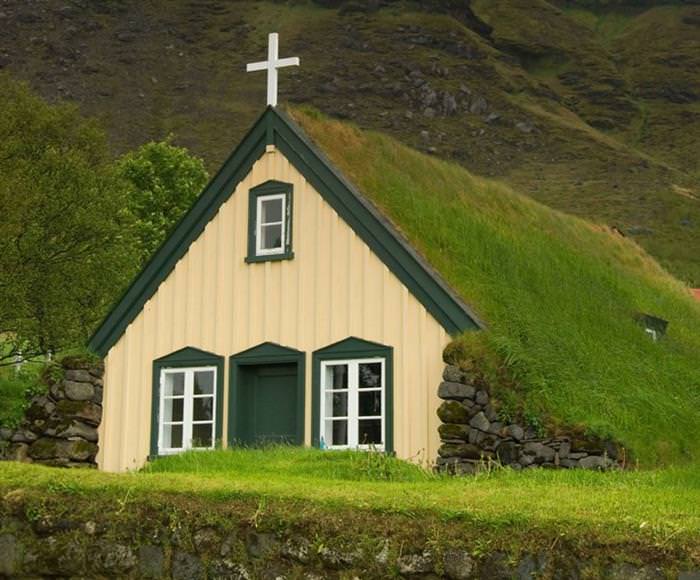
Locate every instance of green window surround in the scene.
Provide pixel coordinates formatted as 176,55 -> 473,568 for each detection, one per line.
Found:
246,180 -> 294,263
312,337 -> 394,454
228,342 -> 306,445
149,346 -> 225,459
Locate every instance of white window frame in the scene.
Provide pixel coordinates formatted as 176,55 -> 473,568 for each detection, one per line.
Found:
255,193 -> 287,256
320,358 -> 385,451
158,366 -> 217,455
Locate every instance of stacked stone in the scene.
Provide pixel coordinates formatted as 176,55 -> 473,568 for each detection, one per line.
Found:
436,365 -> 620,474
0,358 -> 103,468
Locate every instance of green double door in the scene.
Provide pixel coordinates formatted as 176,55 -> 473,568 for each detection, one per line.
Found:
237,364 -> 300,445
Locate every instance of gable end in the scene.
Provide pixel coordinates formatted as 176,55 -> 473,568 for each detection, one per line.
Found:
89,107 -> 482,357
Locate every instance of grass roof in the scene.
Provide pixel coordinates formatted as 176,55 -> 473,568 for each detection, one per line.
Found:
290,107 -> 700,467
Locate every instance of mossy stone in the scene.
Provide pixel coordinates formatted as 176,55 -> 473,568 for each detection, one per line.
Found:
437,401 -> 469,424
438,423 -> 469,441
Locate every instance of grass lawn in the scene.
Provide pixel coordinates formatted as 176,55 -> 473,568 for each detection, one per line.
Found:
1,448 -> 699,558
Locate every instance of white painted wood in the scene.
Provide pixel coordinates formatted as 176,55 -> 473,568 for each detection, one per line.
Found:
246,32 -> 300,107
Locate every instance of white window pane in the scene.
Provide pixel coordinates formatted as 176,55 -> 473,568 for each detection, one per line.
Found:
326,420 -> 348,447
261,224 -> 283,250
194,371 -> 214,395
358,419 -> 382,445
163,398 -> 184,422
326,364 -> 348,390
358,391 -> 381,417
192,423 -> 213,448
163,424 -> 183,449
326,391 -> 347,418
261,197 -> 283,224
164,372 -> 185,396
193,397 -> 214,421
359,363 -> 382,389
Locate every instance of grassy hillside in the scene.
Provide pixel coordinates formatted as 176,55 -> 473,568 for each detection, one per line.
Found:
1,449 -> 699,562
292,108 -> 700,466
1,0 -> 698,283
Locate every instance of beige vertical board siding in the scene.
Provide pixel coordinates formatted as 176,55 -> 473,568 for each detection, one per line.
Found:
99,147 -> 451,471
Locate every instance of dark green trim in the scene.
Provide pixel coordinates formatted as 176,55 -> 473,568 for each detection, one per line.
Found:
149,346 -> 225,459
245,180 -> 294,264
90,107 -> 481,357
228,342 -> 305,446
311,337 -> 394,454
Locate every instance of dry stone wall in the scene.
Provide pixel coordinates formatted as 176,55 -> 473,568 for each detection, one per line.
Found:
436,364 -> 623,474
0,358 -> 103,467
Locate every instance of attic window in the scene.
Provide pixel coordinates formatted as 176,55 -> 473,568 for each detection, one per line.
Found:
636,313 -> 668,341
246,181 -> 294,263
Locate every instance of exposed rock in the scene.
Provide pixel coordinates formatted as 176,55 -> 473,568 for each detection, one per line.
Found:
11,430 -> 37,443
438,381 -> 475,401
468,428 -> 485,445
55,400 -> 102,425
281,537 -> 311,563
437,401 -> 469,424
172,551 -> 203,580
496,441 -> 520,464
65,369 -> 92,383
397,551 -> 434,575
56,421 -> 98,442
0,534 -> 17,576
63,380 -> 95,401
488,421 -> 504,435
469,95 -> 488,114
193,527 -> 220,555
95,543 -> 137,574
475,390 -> 489,406
516,120 -> 534,133
469,411 -> 490,432
438,423 -> 469,441
438,443 -> 482,460
246,531 -> 279,559
579,455 -> 609,470
442,364 -> 465,383
138,545 -> 165,579
523,442 -> 556,463
506,424 -> 524,441
607,563 -> 664,580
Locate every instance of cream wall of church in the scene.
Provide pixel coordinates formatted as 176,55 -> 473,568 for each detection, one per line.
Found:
98,147 -> 450,472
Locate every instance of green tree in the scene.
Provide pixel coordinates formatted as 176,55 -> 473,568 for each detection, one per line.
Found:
116,139 -> 209,265
0,75 -> 138,364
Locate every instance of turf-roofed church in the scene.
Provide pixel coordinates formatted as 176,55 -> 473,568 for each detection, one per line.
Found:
90,34 -> 481,471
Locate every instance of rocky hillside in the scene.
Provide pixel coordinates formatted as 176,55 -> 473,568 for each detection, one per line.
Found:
0,0 -> 698,282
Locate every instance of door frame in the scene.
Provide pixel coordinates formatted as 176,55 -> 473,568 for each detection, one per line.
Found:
228,342 -> 306,446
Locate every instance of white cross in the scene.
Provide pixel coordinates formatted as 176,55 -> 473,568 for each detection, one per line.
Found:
246,33 -> 300,107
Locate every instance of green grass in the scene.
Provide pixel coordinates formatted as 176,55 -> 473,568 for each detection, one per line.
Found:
292,108 -> 700,467
2,448 -> 699,555
0,366 -> 40,428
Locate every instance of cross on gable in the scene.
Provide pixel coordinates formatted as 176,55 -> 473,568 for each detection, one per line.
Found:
246,33 -> 300,107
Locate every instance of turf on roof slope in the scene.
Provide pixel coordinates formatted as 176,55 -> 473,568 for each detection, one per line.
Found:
290,107 -> 700,467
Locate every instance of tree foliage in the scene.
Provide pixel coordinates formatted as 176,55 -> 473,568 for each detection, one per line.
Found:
116,140 -> 209,265
0,75 -> 138,364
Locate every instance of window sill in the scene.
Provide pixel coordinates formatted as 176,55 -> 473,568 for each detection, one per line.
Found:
245,251 -> 295,264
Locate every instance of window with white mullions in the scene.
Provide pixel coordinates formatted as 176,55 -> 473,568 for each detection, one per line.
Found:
256,193 -> 286,255
320,359 -> 385,450
159,367 -> 217,454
